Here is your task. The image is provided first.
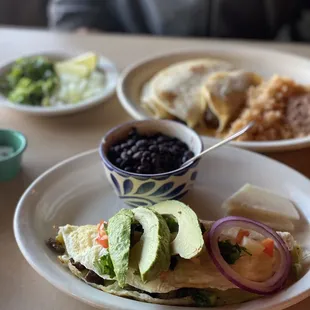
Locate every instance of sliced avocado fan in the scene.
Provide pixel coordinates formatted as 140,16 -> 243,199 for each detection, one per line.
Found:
152,200 -> 204,259
108,209 -> 134,287
131,207 -> 171,282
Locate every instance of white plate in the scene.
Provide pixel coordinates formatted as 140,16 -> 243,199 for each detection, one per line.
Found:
14,145 -> 310,310
0,52 -> 118,116
117,46 -> 310,152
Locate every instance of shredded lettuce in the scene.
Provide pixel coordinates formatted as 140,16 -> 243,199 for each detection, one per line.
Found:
95,253 -> 115,278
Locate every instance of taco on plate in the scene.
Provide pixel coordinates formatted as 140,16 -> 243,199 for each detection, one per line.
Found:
47,200 -> 304,307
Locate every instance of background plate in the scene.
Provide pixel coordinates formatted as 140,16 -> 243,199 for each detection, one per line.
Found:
0,51 -> 118,116
14,146 -> 310,310
117,46 -> 310,152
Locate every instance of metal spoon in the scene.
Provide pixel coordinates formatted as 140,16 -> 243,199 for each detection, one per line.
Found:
181,122 -> 254,168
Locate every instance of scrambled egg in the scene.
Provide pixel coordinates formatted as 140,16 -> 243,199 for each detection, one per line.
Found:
59,224 -> 112,279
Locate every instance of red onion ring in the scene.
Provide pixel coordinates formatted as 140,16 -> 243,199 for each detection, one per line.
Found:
206,216 -> 292,295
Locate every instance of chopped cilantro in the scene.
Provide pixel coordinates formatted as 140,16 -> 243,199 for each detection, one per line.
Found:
218,240 -> 251,264
94,253 -> 115,278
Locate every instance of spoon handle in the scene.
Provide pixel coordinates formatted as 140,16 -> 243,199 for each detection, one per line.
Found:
182,122 -> 254,167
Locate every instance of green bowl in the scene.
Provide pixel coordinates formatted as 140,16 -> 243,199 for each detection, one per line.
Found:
0,129 -> 27,181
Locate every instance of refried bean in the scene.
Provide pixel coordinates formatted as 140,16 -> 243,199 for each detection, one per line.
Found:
286,93 -> 310,136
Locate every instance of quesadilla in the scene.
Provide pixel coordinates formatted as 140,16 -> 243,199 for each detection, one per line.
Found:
142,59 -> 234,128
201,70 -> 262,132
141,82 -> 175,119
47,200 -> 304,307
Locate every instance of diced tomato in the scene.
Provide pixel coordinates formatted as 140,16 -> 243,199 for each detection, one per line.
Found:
236,229 -> 250,244
98,220 -> 108,237
96,220 -> 109,248
96,234 -> 109,248
262,238 -> 274,257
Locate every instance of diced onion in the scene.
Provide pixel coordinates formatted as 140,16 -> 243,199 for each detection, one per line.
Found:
240,236 -> 265,256
206,216 -> 291,295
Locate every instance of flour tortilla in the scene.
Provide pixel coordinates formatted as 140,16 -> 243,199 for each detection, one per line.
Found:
141,81 -> 174,119
201,70 -> 262,132
143,59 -> 234,127
65,260 -> 257,306
66,260 -> 193,306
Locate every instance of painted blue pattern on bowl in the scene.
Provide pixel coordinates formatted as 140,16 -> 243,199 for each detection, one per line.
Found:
135,181 -> 156,194
119,195 -> 155,204
126,202 -> 138,208
169,190 -> 189,201
103,161 -> 199,207
123,179 -> 133,195
131,201 -> 149,206
150,182 -> 174,196
99,120 -> 203,207
110,174 -> 120,194
163,183 -> 186,198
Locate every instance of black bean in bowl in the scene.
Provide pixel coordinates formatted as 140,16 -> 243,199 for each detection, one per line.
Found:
107,128 -> 194,174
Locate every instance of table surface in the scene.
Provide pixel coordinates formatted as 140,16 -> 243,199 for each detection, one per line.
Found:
1,27 -> 310,310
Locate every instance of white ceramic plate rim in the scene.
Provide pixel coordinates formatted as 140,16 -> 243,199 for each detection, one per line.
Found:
13,147 -> 310,310
0,51 -> 118,116
117,45 -> 310,152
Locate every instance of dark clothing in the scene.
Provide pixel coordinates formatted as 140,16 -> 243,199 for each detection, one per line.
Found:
48,0 -> 301,39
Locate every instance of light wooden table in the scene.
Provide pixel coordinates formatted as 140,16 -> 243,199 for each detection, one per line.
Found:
0,27 -> 309,310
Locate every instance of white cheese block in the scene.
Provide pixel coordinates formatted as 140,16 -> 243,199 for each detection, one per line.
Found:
222,184 -> 300,231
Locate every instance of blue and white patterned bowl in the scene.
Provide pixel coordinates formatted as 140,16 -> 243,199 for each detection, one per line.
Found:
99,120 -> 203,207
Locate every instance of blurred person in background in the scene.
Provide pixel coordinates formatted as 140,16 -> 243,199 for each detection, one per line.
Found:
48,0 -> 308,41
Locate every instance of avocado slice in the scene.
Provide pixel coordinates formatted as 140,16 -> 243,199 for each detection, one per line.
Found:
152,200 -> 204,259
131,207 -> 170,282
108,209 -> 134,287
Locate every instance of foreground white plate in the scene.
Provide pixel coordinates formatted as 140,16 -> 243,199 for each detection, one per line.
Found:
117,45 -> 310,152
14,146 -> 310,310
0,52 -> 118,116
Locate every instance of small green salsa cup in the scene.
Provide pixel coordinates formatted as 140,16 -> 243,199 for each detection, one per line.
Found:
0,129 -> 27,181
